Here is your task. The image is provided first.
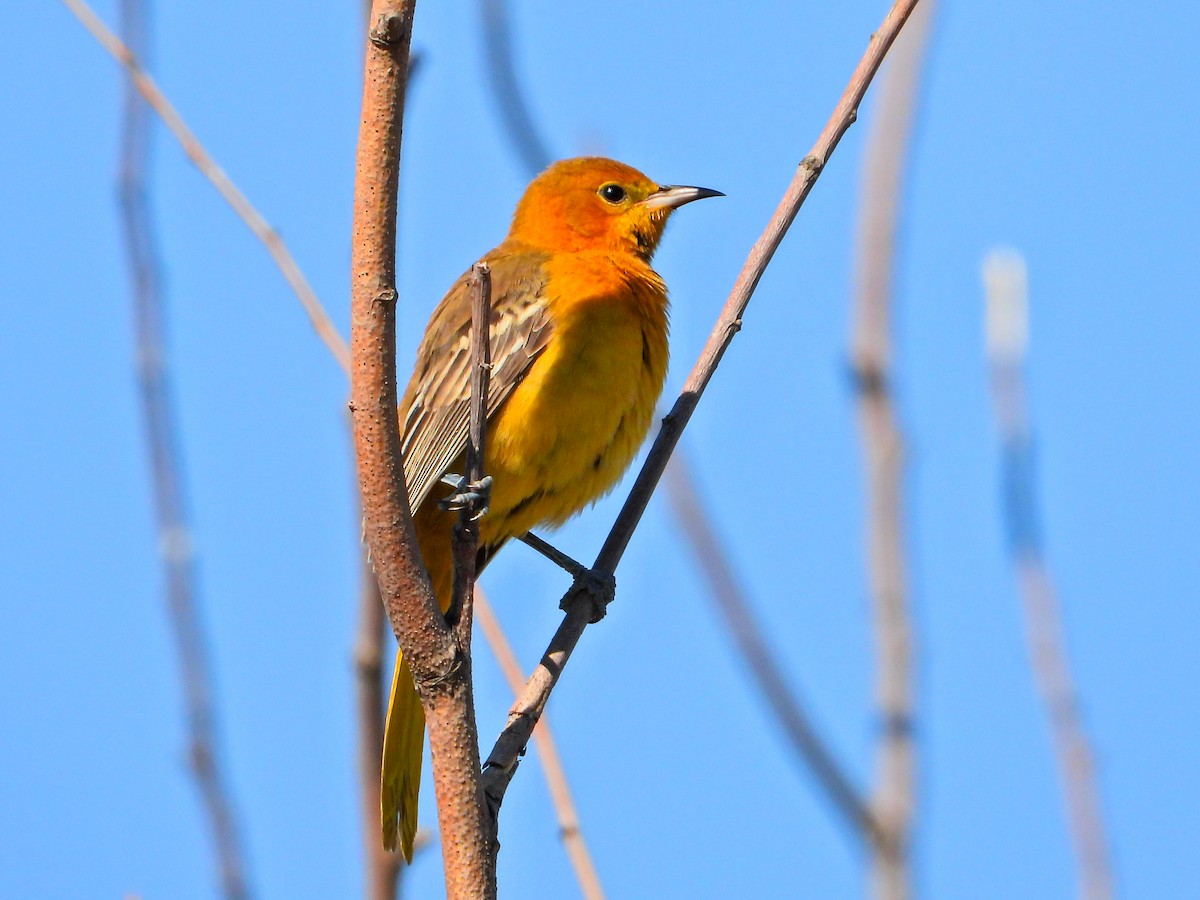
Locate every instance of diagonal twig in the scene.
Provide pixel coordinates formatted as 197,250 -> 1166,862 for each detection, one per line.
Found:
480,0 -> 924,822
115,0 -> 252,897
984,251 -> 1116,900
479,0 -> 863,864
849,2 -> 936,896
61,0 -> 350,374
665,451 -> 884,849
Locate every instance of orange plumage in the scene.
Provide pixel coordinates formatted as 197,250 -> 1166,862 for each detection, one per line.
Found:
382,157 -> 720,858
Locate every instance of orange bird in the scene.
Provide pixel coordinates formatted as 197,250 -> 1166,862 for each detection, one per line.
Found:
382,156 -> 721,858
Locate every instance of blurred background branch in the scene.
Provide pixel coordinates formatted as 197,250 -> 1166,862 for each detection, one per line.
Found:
478,0 -> 553,175
355,560 -> 406,900
848,1 -> 936,896
665,452 -> 883,849
983,250 -> 1116,900
113,0 -> 251,895
61,0 -> 349,373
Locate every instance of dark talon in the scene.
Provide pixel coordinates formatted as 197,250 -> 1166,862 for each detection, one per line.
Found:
438,473 -> 493,519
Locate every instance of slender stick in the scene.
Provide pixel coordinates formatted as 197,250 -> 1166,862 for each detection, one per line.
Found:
984,251 -> 1115,900
481,0 -> 923,813
849,3 -> 936,896
447,263 -> 492,647
350,2 -> 494,896
664,452 -> 885,850
60,0 -> 350,374
114,1 -> 252,896
474,590 -> 605,900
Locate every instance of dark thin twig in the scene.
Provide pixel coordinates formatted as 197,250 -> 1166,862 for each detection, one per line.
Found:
478,0 -> 553,175
480,0 -> 924,816
849,3 -> 936,896
665,452 -> 884,848
518,532 -> 588,579
984,251 -> 1116,900
115,0 -> 251,897
447,263 -> 492,641
61,0 -> 350,373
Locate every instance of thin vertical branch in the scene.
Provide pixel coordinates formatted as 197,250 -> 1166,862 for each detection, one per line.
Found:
983,251 -> 1116,900
481,0 -> 924,817
474,590 -> 605,900
848,3 -> 935,897
61,0 -> 350,373
478,0 -> 553,175
354,49 -> 424,900
447,263 -> 492,643
115,0 -> 252,897
350,2 -> 495,896
665,453 -> 885,850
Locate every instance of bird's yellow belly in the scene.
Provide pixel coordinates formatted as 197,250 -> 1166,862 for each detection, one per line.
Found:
482,302 -> 665,542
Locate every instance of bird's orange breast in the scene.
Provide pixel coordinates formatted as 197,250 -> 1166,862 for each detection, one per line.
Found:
480,251 -> 669,542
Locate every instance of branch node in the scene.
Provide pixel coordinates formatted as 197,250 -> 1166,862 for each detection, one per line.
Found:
801,153 -> 825,174
373,287 -> 399,308
370,12 -> 411,50
559,569 -> 616,624
417,648 -> 468,697
849,359 -> 889,396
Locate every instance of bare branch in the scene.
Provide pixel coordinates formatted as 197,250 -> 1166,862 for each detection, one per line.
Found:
350,2 -> 494,895
481,0 -> 924,816
849,3 -> 936,896
664,452 -> 885,850
61,0 -> 350,374
114,0 -> 252,896
478,0 -> 553,175
475,590 -> 605,900
983,251 -> 1116,900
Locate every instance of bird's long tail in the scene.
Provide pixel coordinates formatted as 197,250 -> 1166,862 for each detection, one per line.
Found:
381,649 -> 425,862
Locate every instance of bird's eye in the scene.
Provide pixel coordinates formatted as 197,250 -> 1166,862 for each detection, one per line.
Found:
598,183 -> 627,204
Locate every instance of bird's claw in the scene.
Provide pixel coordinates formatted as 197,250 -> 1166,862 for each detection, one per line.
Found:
438,473 -> 493,521
560,568 -> 617,624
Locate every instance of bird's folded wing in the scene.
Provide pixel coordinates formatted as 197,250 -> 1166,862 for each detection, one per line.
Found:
400,249 -> 553,511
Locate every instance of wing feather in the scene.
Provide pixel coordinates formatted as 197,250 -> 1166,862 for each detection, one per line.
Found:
400,249 -> 553,510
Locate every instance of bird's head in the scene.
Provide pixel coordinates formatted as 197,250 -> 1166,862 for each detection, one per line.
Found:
507,157 -> 722,261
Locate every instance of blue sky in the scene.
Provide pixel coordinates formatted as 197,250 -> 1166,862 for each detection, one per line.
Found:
3,1 -> 1198,897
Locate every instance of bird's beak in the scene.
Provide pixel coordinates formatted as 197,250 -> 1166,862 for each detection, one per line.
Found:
642,184 -> 724,211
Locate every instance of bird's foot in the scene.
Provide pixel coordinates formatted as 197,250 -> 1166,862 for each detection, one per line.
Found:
519,531 -> 587,578
560,568 -> 616,624
438,473 -> 493,520
518,532 -> 615,622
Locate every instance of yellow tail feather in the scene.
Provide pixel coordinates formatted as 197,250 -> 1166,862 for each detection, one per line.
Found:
381,649 -> 425,862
